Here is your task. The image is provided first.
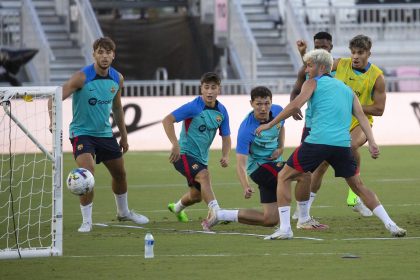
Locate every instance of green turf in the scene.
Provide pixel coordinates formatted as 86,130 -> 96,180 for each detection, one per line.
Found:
1,145 -> 420,280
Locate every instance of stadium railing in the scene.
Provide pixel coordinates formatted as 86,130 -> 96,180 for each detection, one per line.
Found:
121,78 -> 415,97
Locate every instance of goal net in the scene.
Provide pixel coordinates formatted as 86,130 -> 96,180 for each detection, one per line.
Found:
0,86 -> 63,259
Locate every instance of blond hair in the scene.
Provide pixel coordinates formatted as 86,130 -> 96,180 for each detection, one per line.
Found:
303,49 -> 333,73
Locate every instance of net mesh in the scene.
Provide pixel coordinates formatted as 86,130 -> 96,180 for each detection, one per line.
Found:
0,87 -> 61,258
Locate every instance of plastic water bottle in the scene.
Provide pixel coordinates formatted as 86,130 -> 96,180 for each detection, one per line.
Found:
144,232 -> 154,259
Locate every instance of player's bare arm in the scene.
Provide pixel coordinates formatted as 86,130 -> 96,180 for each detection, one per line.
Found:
162,114 -> 180,163
48,71 -> 85,131
352,94 -> 379,159
297,40 -> 307,60
331,58 -> 341,72
290,66 -> 306,120
112,73 -> 129,153
236,153 -> 254,199
256,79 -> 316,135
362,74 -> 386,116
220,135 -> 231,168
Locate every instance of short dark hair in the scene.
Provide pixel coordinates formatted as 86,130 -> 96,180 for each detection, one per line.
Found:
251,86 -> 272,101
314,31 -> 332,41
200,72 -> 221,85
93,37 -> 116,52
349,34 -> 372,51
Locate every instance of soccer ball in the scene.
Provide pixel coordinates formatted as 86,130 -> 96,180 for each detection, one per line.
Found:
66,168 -> 95,196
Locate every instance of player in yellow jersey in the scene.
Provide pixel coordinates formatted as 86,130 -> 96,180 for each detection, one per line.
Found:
333,35 -> 386,212
293,34 -> 385,218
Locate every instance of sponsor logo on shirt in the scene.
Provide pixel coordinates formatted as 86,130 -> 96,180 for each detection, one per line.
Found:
88,98 -> 113,105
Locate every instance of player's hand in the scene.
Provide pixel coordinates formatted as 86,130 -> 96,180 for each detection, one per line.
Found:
255,123 -> 271,136
368,142 -> 380,159
296,40 -> 307,56
244,187 -> 254,199
169,144 -> 181,163
267,148 -> 283,160
292,109 -> 303,120
220,156 -> 229,168
119,137 -> 129,153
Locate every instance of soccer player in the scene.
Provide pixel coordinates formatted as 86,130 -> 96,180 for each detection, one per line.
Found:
256,49 -> 406,239
49,37 -> 149,233
293,34 -> 376,218
201,86 -> 326,230
162,72 -> 231,230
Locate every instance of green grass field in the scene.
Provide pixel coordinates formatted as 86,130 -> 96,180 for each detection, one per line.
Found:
1,145 -> 420,280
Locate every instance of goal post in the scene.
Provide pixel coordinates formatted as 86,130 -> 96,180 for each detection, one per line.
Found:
0,86 -> 63,259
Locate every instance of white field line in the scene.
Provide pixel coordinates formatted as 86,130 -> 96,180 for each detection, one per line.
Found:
93,223 -> 420,241
93,223 -> 324,241
66,252 -> 380,258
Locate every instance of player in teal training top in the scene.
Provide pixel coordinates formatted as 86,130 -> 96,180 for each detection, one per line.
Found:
162,72 -> 231,230
256,49 -> 406,240
201,86 -> 326,231
49,37 -> 149,233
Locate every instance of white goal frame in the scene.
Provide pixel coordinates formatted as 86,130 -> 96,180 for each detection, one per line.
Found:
0,86 -> 63,259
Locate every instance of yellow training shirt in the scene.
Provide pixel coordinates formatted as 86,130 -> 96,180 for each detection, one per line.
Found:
335,58 -> 383,131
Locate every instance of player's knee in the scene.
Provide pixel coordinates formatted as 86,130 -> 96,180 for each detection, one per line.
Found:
112,170 -> 127,183
263,216 -> 278,227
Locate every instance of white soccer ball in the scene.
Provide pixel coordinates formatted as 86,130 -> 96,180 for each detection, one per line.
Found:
66,168 -> 95,196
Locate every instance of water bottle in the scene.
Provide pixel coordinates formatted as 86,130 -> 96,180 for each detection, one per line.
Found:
144,232 -> 154,259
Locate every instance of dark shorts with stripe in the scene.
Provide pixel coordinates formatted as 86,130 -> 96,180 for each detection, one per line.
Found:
70,135 -> 122,164
250,161 -> 285,203
286,142 -> 357,178
300,126 -> 311,143
173,154 -> 207,191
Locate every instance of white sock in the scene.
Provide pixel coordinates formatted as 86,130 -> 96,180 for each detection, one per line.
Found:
297,200 -> 310,223
114,192 -> 130,217
174,199 -> 186,213
208,200 -> 220,210
80,202 -> 93,224
278,206 -> 291,232
216,209 -> 239,222
308,192 -> 317,209
373,205 -> 396,227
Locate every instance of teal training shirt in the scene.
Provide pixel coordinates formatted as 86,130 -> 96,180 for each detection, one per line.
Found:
236,105 -> 284,175
172,96 -> 230,165
304,74 -> 353,147
305,70 -> 335,128
69,64 -> 120,138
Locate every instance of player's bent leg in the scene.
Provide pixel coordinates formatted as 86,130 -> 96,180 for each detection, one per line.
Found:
75,153 -> 96,232
347,126 -> 367,207
345,175 -> 406,237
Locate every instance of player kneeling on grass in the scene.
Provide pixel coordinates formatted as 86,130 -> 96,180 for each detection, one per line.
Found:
49,37 -> 149,233
255,49 -> 406,240
201,86 -> 328,231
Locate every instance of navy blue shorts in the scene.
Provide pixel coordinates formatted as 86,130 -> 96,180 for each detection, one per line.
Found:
70,135 -> 122,164
300,126 -> 311,143
286,142 -> 357,178
173,154 -> 207,191
250,161 -> 284,203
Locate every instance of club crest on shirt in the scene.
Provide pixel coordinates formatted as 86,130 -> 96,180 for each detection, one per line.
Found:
215,115 -> 222,123
110,86 -> 117,94
77,144 -> 83,151
276,123 -> 281,129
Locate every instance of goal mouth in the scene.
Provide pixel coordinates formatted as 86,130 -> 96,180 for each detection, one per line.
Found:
0,86 -> 63,259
